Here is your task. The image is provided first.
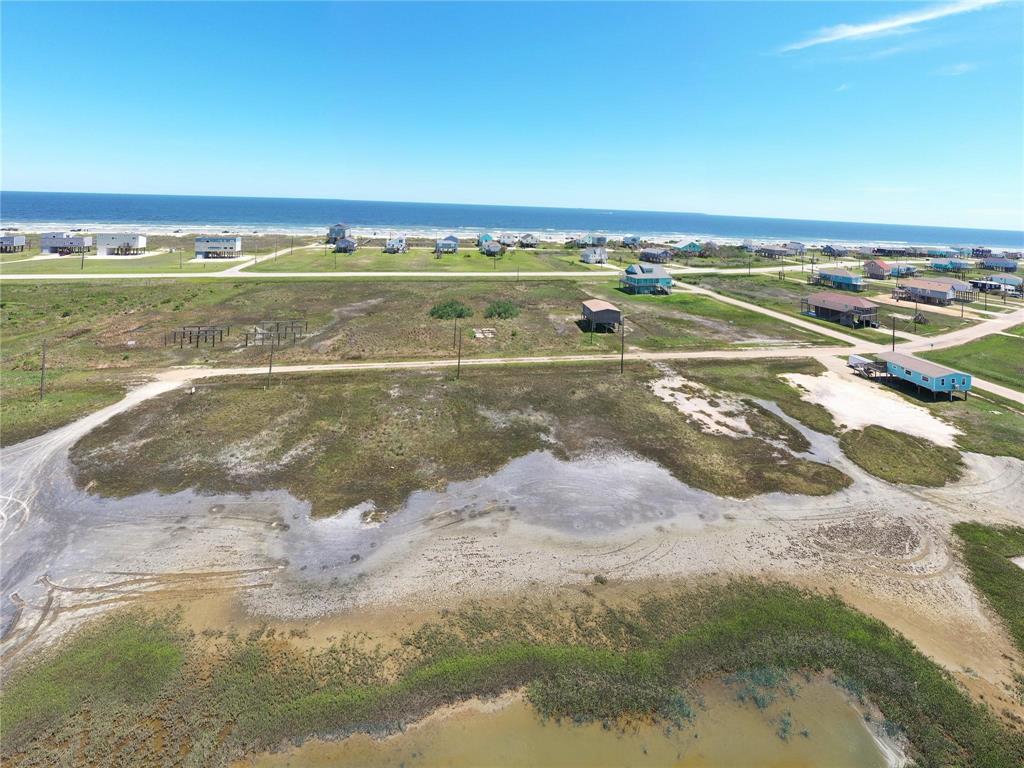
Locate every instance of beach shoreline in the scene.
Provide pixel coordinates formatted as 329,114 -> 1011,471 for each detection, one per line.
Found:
2,220 -> 1021,253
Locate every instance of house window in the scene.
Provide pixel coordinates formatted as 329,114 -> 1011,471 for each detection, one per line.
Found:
940,378 -> 945,385
922,376 -> 930,382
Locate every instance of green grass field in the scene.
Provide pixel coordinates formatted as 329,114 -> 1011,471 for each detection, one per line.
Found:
0,235 -> 305,275
0,369 -> 128,446
953,524 -> 1024,656
920,333 -> 1024,393
244,244 -> 613,273
3,583 -> 1021,767
684,273 -> 977,339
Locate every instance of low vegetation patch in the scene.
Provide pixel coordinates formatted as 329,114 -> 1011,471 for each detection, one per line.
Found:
921,390 -> 1024,461
69,365 -> 849,517
839,425 -> 963,486
484,299 -> 520,319
681,358 -> 838,435
3,582 -> 1021,767
953,523 -> 1024,654
921,334 -> 1024,394
428,299 -> 473,319
0,370 -> 127,447
1,611 -> 185,749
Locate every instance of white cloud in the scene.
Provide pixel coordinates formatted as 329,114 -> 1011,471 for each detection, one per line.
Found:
937,61 -> 979,75
782,0 -> 1004,52
835,83 -> 850,92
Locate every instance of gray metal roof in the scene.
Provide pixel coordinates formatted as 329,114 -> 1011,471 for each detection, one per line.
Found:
877,351 -> 966,378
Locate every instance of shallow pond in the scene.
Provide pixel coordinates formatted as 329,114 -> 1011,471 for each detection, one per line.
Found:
246,678 -> 897,768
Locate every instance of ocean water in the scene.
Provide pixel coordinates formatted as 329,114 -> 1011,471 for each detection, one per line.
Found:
1,190 -> 1021,248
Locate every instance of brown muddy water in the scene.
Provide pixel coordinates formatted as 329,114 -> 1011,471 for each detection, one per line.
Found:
245,678 -> 899,768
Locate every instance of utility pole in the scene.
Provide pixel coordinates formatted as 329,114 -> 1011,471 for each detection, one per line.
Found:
266,344 -> 274,389
39,339 -> 47,401
453,318 -> 458,349
80,247 -> 85,271
456,325 -> 463,379
891,317 -> 896,351
913,300 -> 918,333
619,315 -> 625,374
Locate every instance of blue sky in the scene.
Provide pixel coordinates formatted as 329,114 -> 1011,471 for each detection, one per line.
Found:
2,1 -> 1022,229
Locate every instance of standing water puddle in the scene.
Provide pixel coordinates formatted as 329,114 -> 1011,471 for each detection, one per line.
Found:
244,677 -> 900,768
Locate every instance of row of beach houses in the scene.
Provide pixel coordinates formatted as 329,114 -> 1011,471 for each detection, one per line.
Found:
810,263 -> 1021,302
0,232 -> 149,256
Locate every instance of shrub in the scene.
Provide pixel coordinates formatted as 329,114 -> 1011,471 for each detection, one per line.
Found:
484,300 -> 520,320
429,300 -> 472,320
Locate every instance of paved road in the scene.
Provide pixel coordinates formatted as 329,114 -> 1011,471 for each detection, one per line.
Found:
0,257 -> 870,282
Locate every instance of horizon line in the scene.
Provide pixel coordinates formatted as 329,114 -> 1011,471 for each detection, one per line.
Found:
2,188 -> 1022,235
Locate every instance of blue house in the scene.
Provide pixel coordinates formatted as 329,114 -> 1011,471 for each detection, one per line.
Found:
435,235 -> 459,254
970,274 -> 1023,294
620,263 -> 673,294
978,256 -> 1018,272
622,235 -> 641,248
333,237 -> 358,253
477,233 -> 494,245
890,264 -> 918,277
813,267 -> 865,291
877,352 -> 971,400
990,273 -> 1022,289
327,223 -> 351,243
639,247 -> 672,263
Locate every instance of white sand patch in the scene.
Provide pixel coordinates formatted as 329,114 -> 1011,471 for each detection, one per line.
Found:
783,372 -> 960,447
649,365 -> 753,438
1012,556 -> 1024,571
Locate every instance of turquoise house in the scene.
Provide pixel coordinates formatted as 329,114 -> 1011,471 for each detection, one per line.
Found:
620,263 -> 673,294
877,352 -> 971,400
674,241 -> 703,254
890,264 -> 918,277
477,233 -> 493,245
930,258 -> 973,271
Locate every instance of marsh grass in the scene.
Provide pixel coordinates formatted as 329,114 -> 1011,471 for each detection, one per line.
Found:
3,582 -> 1022,767
69,365 -> 850,517
839,425 -> 964,486
953,524 -> 1024,654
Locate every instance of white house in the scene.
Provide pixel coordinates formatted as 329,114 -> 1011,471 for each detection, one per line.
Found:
40,232 -> 93,254
498,233 -> 518,247
96,233 -> 147,256
0,235 -> 27,253
786,241 -> 806,254
383,236 -> 408,254
195,236 -> 242,259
